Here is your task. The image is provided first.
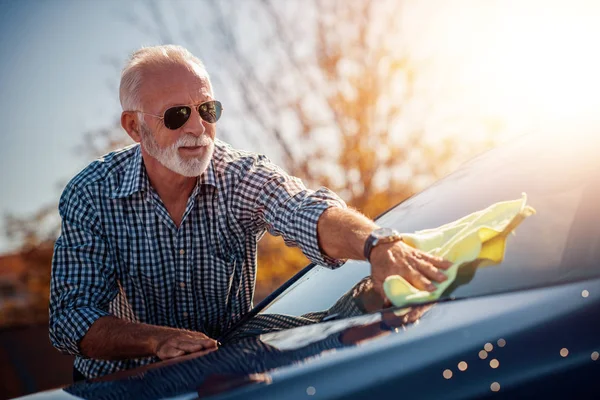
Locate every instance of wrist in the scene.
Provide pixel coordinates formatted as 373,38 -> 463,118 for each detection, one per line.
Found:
363,227 -> 403,262
369,241 -> 397,263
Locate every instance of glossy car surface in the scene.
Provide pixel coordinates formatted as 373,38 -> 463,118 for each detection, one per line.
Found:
18,131 -> 600,399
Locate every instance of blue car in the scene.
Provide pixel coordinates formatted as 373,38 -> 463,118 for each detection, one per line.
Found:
17,131 -> 600,399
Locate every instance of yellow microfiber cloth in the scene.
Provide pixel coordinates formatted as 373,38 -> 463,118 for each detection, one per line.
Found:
383,193 -> 536,307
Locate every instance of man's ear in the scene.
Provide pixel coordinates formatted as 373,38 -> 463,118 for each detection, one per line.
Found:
121,111 -> 142,143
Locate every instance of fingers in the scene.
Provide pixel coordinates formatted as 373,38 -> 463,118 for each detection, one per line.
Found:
200,338 -> 218,349
157,347 -> 185,360
372,246 -> 453,296
409,257 -> 448,284
405,304 -> 432,323
372,262 -> 433,295
156,334 -> 218,360
404,262 -> 436,291
371,241 -> 456,302
157,343 -> 207,360
408,249 -> 453,290
180,333 -> 218,349
177,341 -> 208,353
382,296 -> 392,309
416,251 -> 453,270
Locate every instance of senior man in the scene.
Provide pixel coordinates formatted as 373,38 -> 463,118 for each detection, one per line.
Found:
49,45 -> 450,380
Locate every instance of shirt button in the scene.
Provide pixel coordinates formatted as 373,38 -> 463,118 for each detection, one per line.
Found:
179,282 -> 186,289
179,249 -> 185,255
183,312 -> 189,317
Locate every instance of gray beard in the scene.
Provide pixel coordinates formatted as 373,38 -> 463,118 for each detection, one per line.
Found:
140,123 -> 214,177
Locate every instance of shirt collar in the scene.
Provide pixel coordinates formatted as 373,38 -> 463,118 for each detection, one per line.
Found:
111,145 -> 149,199
198,158 -> 217,189
111,145 -> 218,199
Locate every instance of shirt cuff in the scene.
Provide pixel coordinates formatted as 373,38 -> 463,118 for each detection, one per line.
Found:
290,187 -> 347,269
51,306 -> 111,357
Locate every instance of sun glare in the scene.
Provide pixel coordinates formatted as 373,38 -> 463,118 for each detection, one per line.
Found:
462,9 -> 600,124
408,0 -> 600,143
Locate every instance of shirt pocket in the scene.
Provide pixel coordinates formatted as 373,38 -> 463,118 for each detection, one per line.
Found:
115,215 -> 176,301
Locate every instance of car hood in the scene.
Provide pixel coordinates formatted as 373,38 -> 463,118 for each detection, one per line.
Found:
22,277 -> 600,400
63,311 -> 392,399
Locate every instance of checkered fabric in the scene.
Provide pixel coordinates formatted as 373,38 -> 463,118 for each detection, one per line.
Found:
49,139 -> 346,378
221,277 -> 373,343
65,333 -> 347,400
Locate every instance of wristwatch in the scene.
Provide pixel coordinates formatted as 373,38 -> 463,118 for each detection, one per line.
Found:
363,227 -> 403,262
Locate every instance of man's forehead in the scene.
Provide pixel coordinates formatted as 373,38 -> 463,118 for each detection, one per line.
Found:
145,63 -> 211,92
140,63 -> 213,109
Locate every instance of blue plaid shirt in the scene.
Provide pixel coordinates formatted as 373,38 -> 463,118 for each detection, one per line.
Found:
49,139 -> 346,378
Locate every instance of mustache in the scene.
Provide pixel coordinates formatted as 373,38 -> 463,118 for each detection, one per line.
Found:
175,135 -> 213,148
139,123 -> 213,148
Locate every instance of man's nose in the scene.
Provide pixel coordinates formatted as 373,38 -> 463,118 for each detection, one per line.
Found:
183,110 -> 206,137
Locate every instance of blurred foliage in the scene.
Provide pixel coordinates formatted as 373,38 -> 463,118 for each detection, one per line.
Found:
1,0 -> 494,327
0,242 -> 54,327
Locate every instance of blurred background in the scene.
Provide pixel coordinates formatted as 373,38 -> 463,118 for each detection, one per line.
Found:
1,0 -> 599,397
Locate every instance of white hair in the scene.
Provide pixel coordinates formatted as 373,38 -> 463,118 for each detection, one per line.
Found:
119,45 -> 212,112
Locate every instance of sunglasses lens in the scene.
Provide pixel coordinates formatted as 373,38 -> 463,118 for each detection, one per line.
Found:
198,101 -> 222,123
163,106 -> 191,130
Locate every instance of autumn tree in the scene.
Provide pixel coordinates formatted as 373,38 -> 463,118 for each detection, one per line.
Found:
163,0 -> 475,295
3,0 -> 492,322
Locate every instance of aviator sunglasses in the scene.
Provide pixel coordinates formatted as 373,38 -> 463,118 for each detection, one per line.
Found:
136,100 -> 223,130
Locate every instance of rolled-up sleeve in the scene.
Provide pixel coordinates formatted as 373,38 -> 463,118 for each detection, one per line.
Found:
49,185 -> 116,356
232,155 -> 347,268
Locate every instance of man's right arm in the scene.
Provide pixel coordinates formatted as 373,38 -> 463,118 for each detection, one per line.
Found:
81,316 -> 216,360
49,186 -> 215,361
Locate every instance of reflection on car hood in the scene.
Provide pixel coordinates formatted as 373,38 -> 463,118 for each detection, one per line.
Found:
58,279 -> 600,400
61,309 -> 412,400
259,313 -> 381,351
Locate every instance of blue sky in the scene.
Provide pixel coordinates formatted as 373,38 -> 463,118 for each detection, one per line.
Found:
1,0 -> 599,253
0,0 -> 274,253
0,0 -> 293,253
0,0 -> 158,251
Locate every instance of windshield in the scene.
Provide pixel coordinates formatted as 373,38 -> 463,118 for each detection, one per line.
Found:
259,131 -> 600,318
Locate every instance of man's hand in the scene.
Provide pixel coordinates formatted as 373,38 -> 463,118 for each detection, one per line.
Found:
152,330 -> 218,360
80,316 -> 219,361
316,207 -> 452,299
369,240 -> 452,297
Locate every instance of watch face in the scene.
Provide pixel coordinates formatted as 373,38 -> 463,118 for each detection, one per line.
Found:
373,227 -> 398,238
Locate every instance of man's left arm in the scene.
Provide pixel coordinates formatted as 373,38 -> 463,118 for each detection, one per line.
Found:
316,206 -> 452,297
233,154 -> 347,269
234,155 -> 450,297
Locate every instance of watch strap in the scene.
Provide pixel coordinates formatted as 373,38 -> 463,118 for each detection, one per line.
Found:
363,232 -> 378,262
363,229 -> 403,262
